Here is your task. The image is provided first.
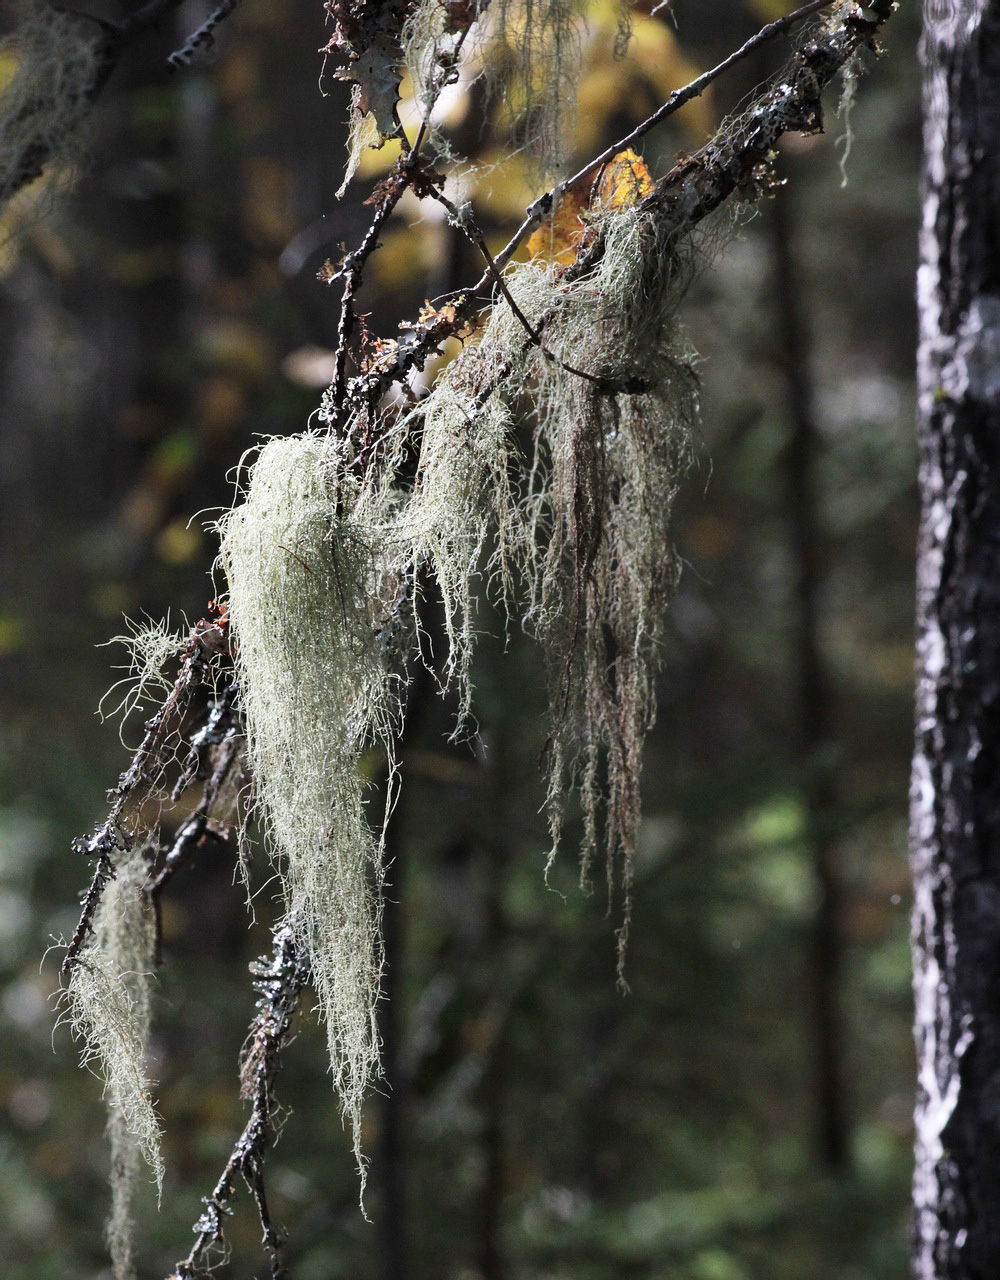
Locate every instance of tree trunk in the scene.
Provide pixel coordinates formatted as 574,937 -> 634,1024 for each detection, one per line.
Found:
912,2 -> 1000,1275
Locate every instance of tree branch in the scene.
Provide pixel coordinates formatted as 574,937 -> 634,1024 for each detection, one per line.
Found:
0,0 -> 230,210
167,918 -> 311,1280
60,618 -> 230,980
345,0 -> 895,413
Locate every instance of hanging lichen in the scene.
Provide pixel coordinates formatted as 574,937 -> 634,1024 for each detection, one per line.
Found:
0,0 -> 108,213
397,381 -> 523,722
62,846 -> 161,1280
390,200 -> 696,975
524,211 -> 697,972
216,432 -> 405,1184
403,0 -> 632,179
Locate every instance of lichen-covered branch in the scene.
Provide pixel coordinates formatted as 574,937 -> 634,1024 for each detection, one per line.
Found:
53,3 -> 901,1275
61,617 -> 231,980
167,919 -> 311,1280
345,0 -> 897,414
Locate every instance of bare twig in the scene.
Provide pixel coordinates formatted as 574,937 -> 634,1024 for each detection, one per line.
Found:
147,682 -> 243,961
167,0 -> 242,69
168,918 -> 311,1280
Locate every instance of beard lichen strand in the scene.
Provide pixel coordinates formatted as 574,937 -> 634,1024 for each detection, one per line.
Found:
107,1107 -> 143,1280
215,201 -> 698,1175
526,213 -> 696,977
400,206 -> 696,975
62,846 -> 161,1280
0,0 -> 107,211
216,432 -> 405,1187
402,0 -> 634,179
397,379 -> 523,725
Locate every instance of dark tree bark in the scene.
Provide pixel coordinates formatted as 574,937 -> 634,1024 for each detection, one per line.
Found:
912,2 -> 1000,1276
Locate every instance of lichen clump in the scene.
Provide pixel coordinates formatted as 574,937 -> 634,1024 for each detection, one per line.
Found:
0,0 -> 107,212
63,847 -> 161,1280
217,433 -> 403,1180
402,205 -> 696,973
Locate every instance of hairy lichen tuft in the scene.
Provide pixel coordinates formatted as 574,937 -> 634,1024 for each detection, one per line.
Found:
63,846 -> 161,1279
217,432 -> 405,1185
0,0 -> 107,212
402,204 -> 696,975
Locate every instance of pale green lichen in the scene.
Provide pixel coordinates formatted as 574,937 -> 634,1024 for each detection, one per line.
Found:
0,0 -> 106,212
106,1107 -> 143,1280
216,433 -> 405,1186
523,215 -> 697,973
215,202 -> 696,1185
397,205 -> 696,976
397,381 -> 522,722
63,847 -> 161,1280
99,616 -> 187,731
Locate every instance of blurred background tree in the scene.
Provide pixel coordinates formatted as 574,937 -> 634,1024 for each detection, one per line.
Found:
0,1 -> 918,1277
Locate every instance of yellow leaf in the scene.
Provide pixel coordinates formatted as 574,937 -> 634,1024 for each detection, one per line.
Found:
595,147 -> 654,209
525,184 -> 589,266
526,148 -> 652,265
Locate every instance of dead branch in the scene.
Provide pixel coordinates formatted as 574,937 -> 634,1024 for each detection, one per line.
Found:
344,0 -> 896,415
167,918 -> 311,1280
60,618 -> 230,980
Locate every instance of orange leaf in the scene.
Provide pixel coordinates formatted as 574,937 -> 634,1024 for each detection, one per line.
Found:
594,148 -> 654,209
526,148 -> 653,265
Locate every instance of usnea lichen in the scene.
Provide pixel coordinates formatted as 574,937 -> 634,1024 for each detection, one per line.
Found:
397,383 -> 522,721
216,432 -> 405,1183
396,205 -> 696,975
62,846 -> 161,1280
0,0 -> 107,212
100,616 -> 187,733
524,212 -> 697,969
399,0 -> 634,180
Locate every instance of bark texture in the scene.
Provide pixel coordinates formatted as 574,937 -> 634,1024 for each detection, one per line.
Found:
913,2 -> 1000,1276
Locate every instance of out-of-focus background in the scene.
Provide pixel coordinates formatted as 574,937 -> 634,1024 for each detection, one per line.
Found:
0,0 -> 920,1276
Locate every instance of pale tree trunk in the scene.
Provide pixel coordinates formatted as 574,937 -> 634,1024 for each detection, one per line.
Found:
912,2 -> 1000,1276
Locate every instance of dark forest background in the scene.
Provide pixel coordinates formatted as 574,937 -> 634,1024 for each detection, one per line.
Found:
0,1 -> 921,1276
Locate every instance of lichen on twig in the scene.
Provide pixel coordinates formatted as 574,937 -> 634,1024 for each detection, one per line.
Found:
53,4 -> 900,1275
168,918 -> 311,1280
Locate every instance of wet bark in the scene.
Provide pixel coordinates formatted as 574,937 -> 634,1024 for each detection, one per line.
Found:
912,3 -> 1000,1276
